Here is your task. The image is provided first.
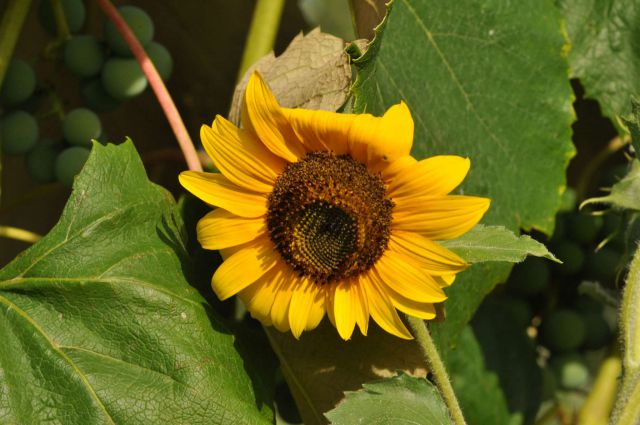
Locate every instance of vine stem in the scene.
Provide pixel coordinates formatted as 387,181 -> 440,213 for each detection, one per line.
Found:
52,0 -> 71,41
95,0 -> 202,172
0,226 -> 42,244
0,0 -> 32,88
405,315 -> 467,425
236,0 -> 285,81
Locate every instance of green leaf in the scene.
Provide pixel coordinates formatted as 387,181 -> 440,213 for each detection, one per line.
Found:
351,0 -> 573,350
581,160 -> 638,211
447,326 -> 521,425
352,0 -> 574,234
559,0 -> 640,122
0,141 -> 272,424
325,372 -> 452,425
441,225 -> 559,263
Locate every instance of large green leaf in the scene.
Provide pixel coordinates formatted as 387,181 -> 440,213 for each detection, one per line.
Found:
0,142 -> 272,424
352,0 -> 573,233
351,0 -> 574,348
559,0 -> 640,122
325,372 -> 452,425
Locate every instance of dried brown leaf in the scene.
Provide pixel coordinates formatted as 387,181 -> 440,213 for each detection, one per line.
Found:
229,28 -> 351,124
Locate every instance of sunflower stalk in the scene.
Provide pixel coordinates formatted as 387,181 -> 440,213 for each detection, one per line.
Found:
406,315 -> 467,425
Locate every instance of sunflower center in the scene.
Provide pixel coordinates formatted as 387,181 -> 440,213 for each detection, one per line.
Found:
267,152 -> 393,284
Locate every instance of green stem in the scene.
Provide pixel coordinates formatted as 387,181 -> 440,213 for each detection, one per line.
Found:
236,0 -> 285,81
0,0 -> 32,88
52,0 -> 71,41
406,315 -> 467,425
0,226 -> 42,243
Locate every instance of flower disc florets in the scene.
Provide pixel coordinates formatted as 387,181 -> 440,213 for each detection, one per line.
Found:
267,152 -> 393,284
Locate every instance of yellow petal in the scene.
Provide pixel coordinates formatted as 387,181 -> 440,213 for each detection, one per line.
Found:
381,155 -> 417,183
179,171 -> 267,218
239,266 -> 283,323
386,287 -> 437,320
393,195 -> 490,240
243,73 -> 305,162
348,102 -> 413,169
375,250 -> 448,303
434,274 -> 456,288
281,108 -> 353,155
389,231 -> 467,276
197,209 -> 265,250
364,270 -> 413,339
353,279 -> 369,336
281,102 -> 413,168
200,116 -> 285,192
211,237 -> 278,300
288,277 -> 320,338
388,156 -> 470,197
270,268 -> 297,333
333,280 -> 357,340
305,286 -> 326,331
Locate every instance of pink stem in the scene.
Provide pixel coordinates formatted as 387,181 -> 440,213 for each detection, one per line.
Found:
95,0 -> 202,172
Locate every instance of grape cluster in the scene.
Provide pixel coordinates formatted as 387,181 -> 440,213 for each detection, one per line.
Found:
0,0 -> 172,188
493,184 -> 622,407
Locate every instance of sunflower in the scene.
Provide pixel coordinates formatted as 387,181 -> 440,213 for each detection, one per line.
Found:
179,72 -> 490,340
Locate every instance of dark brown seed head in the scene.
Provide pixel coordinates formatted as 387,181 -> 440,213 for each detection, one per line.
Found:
267,152 -> 393,284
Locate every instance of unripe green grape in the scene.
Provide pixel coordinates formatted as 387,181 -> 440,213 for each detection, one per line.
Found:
553,241 -> 585,275
55,146 -> 91,187
104,6 -> 154,56
0,110 -> 38,155
63,108 -> 101,147
81,79 -> 121,112
574,294 -> 604,315
550,352 -> 590,390
38,0 -> 86,34
541,309 -> 587,352
585,247 -> 620,282
581,312 -> 611,349
25,139 -> 60,183
508,256 -> 550,296
567,212 -> 603,245
101,58 -> 147,100
0,59 -> 36,106
146,42 -> 173,81
64,35 -> 105,77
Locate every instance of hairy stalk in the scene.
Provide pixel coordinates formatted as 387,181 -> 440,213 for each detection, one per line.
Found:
95,0 -> 202,172
0,0 -> 32,88
236,0 -> 285,81
405,315 -> 467,425
611,245 -> 640,424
